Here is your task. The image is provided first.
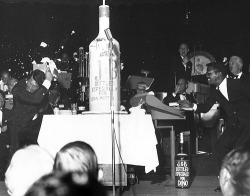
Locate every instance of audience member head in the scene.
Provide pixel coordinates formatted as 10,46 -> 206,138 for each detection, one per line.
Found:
7,78 -> 18,94
176,78 -> 188,94
24,171 -> 107,196
179,42 -> 189,58
5,145 -> 54,196
0,90 -> 5,109
206,62 -> 227,87
54,141 -> 98,179
219,146 -> 250,196
136,81 -> 147,94
229,56 -> 243,76
1,70 -> 11,84
26,70 -> 45,93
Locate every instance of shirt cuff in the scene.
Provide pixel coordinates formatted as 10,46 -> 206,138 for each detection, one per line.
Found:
193,103 -> 197,111
42,80 -> 51,90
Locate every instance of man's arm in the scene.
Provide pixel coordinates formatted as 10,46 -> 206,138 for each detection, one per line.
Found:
163,93 -> 177,105
178,92 -> 217,114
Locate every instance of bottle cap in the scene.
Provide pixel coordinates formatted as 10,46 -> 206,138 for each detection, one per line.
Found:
99,5 -> 109,18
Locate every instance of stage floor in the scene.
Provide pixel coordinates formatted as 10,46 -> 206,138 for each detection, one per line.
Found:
0,176 -> 221,196
118,175 -> 221,196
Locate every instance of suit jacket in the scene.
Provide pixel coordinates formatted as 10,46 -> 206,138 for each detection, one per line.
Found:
2,107 -> 11,127
8,78 -> 49,129
195,78 -> 250,128
163,92 -> 196,106
168,55 -> 192,91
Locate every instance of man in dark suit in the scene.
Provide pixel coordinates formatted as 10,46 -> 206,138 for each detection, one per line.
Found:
228,55 -> 250,84
0,90 -> 11,179
8,69 -> 53,156
168,42 -> 192,91
178,62 -> 250,191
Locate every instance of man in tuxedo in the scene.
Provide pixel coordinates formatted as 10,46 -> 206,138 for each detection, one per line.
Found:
163,78 -> 196,105
8,69 -> 53,156
228,55 -> 250,83
178,62 -> 250,191
168,42 -> 192,91
163,78 -> 197,154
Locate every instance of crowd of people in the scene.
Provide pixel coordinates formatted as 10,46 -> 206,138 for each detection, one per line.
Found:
1,41 -> 250,195
5,141 -> 107,196
167,42 -> 250,193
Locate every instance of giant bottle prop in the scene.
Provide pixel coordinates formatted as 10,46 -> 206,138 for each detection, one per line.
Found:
89,5 -> 121,112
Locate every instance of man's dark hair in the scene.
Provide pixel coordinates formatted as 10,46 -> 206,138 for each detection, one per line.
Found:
206,62 -> 228,78
25,171 -> 107,196
31,70 -> 45,87
179,41 -> 189,49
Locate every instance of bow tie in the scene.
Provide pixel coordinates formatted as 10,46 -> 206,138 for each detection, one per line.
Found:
231,75 -> 238,79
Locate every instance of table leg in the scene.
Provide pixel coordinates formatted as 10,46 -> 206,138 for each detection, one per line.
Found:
170,126 -> 175,181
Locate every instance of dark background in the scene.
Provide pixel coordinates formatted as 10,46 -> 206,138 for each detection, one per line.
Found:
1,0 -> 250,92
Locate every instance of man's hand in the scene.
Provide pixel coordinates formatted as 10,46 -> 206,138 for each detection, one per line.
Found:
45,69 -> 53,82
175,85 -> 180,94
1,125 -> 7,133
178,100 -> 194,108
183,56 -> 189,64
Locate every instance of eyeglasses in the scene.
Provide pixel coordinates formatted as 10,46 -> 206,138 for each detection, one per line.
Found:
206,70 -> 219,77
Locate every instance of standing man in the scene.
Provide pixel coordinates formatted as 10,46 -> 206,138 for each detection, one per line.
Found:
178,62 -> 250,191
8,69 -> 53,156
168,42 -> 192,91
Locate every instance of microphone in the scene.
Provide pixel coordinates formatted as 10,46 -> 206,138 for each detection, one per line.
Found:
104,28 -> 113,41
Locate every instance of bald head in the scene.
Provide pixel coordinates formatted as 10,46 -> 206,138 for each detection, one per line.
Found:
7,78 -> 18,94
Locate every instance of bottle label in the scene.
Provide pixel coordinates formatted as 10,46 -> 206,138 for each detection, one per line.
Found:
89,40 -> 120,111
175,159 -> 190,188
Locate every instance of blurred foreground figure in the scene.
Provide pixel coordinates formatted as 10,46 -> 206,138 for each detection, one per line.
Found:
220,146 -> 250,196
53,141 -> 99,180
5,145 -> 54,196
24,171 -> 107,196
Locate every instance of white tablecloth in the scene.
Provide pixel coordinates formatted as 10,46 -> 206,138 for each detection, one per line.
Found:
38,113 -> 159,173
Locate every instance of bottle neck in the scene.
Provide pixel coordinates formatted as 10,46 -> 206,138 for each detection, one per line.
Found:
97,5 -> 110,38
180,143 -> 184,154
98,17 -> 109,38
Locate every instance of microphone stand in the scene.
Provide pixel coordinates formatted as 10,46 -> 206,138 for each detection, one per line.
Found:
105,28 -> 116,196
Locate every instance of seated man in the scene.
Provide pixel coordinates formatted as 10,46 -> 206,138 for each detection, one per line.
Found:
163,78 -> 196,106
7,78 -> 18,95
0,70 -> 10,93
163,78 -> 197,155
